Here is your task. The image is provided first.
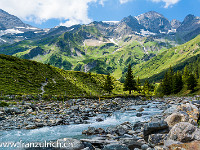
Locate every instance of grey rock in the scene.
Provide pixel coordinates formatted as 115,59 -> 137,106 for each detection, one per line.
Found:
96,118 -> 104,122
119,138 -> 143,149
136,113 -> 142,117
168,122 -> 198,142
164,112 -> 189,127
102,144 -> 130,150
163,139 -> 182,148
55,138 -> 84,150
143,120 -> 169,142
141,144 -> 149,150
4,107 -> 22,114
148,134 -> 168,145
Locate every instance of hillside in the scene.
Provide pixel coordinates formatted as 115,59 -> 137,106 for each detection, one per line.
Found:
0,25 -> 173,80
132,34 -> 200,82
0,54 -> 123,96
0,11 -> 200,81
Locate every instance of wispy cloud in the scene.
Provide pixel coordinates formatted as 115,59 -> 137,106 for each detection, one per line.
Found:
119,0 -> 133,4
151,0 -> 180,8
0,0 -> 98,27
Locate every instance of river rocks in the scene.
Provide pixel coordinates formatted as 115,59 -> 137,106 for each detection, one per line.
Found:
119,138 -> 143,149
164,112 -> 189,127
4,107 -> 22,114
82,127 -> 105,135
143,120 -> 169,142
168,140 -> 200,150
56,138 -> 84,150
96,118 -> 104,122
25,124 -> 37,129
148,134 -> 168,145
102,144 -> 130,150
177,103 -> 199,122
168,122 -> 200,142
138,107 -> 144,112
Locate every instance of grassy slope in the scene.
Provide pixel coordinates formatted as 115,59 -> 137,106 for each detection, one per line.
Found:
0,54 -> 123,96
132,34 -> 200,81
0,25 -> 175,80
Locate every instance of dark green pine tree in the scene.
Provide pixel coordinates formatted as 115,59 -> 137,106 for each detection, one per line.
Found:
186,74 -> 197,92
124,64 -> 137,94
136,76 -> 142,93
143,80 -> 150,95
172,71 -> 183,94
104,73 -> 114,94
182,66 -> 189,83
161,68 -> 173,95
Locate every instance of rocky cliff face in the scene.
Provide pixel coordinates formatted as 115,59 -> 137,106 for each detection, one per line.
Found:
0,9 -> 29,29
136,11 -> 171,33
177,14 -> 200,32
171,19 -> 181,29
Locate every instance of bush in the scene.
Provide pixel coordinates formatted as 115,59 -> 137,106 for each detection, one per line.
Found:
0,101 -> 9,107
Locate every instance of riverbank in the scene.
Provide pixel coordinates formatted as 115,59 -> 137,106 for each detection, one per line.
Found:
0,96 -> 200,150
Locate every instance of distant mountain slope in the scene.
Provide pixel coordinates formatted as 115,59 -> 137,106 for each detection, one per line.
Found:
0,54 -> 122,95
1,10 -> 200,80
0,9 -> 29,29
132,34 -> 200,82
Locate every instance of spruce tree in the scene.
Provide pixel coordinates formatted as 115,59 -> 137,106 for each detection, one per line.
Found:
182,66 -> 189,83
136,76 -> 142,93
172,71 -> 183,94
104,73 -> 114,94
124,64 -> 137,94
186,74 -> 197,92
143,80 -> 150,95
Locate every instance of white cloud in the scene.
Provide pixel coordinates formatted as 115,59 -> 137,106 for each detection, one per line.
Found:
151,0 -> 180,8
99,0 -> 107,6
0,0 -> 98,27
119,0 -> 133,4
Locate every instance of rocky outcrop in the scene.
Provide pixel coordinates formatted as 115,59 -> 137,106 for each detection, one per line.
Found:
168,122 -> 200,142
136,11 -> 172,33
0,9 -> 28,29
171,19 -> 181,29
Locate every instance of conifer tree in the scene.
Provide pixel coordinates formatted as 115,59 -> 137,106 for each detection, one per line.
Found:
104,73 -> 114,94
124,64 -> 137,94
136,76 -> 142,93
143,80 -> 150,95
186,74 -> 197,92
172,71 -> 183,94
182,66 -> 189,83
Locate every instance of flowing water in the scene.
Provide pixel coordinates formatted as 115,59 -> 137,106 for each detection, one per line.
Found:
0,102 -> 163,149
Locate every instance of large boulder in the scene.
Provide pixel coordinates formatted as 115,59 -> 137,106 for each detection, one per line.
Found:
143,120 -> 169,142
164,112 -> 189,127
168,140 -> 200,150
168,122 -> 200,142
177,103 -> 199,122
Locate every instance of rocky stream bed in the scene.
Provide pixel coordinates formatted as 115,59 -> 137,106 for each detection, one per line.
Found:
1,96 -> 200,150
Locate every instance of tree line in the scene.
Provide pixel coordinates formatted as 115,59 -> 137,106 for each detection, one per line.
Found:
156,65 -> 198,96
103,64 -> 154,95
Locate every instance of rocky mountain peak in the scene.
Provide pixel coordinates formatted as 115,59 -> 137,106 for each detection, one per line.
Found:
0,9 -> 29,29
177,14 -> 200,32
136,11 -> 171,33
137,11 -> 164,20
171,19 -> 181,29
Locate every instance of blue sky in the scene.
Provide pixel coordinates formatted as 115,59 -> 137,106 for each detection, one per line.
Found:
0,0 -> 200,29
